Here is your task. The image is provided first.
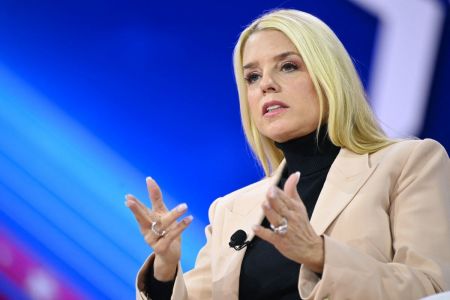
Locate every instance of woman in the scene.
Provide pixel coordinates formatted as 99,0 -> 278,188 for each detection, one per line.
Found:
125,9 -> 450,299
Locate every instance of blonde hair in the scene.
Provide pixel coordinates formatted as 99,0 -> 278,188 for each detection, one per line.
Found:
233,9 -> 394,176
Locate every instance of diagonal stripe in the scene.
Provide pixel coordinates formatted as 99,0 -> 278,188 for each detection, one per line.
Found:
0,64 -> 206,298
0,179 -> 133,299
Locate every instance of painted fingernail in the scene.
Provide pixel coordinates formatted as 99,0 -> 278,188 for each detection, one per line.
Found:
184,215 -> 193,224
176,203 -> 188,212
295,171 -> 301,183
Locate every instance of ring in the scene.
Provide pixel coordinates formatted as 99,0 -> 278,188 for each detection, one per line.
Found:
270,217 -> 288,235
151,221 -> 166,237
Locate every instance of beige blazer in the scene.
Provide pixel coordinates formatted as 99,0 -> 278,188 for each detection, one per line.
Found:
136,139 -> 450,300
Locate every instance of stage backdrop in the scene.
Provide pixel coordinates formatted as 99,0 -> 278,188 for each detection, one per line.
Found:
0,0 -> 449,299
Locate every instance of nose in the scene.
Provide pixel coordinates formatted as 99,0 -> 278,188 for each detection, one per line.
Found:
260,73 -> 280,94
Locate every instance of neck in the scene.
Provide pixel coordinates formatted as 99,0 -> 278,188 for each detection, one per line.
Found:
274,126 -> 340,176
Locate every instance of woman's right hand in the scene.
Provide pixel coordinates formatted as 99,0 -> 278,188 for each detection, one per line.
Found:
125,177 -> 193,281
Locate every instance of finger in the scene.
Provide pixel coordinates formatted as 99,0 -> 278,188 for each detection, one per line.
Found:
252,224 -> 279,245
283,172 -> 308,214
284,171 -> 301,200
125,194 -> 153,229
146,177 -> 167,212
143,225 -> 161,246
127,192 -> 152,213
267,186 -> 291,216
159,203 -> 189,229
262,201 -> 284,228
146,208 -> 191,248
154,216 -> 193,254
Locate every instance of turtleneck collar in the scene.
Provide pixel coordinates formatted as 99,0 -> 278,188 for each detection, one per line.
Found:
274,126 -> 340,177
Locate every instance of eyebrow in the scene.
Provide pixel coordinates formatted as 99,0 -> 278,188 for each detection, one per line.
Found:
243,51 -> 301,70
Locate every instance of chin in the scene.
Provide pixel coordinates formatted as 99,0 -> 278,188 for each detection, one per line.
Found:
271,135 -> 293,143
258,118 -> 317,142
263,131 -> 295,143
263,126 -> 316,143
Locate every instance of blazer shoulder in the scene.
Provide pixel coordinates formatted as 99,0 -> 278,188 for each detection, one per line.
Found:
366,138 -> 449,183
372,138 -> 449,163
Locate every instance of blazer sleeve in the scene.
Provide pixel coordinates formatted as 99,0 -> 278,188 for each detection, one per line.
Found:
299,139 -> 450,300
135,198 -> 221,300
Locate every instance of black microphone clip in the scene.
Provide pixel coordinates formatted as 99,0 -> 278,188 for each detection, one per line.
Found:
229,229 -> 250,251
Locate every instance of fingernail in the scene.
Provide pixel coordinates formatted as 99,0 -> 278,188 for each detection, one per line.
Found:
176,203 -> 188,212
124,194 -> 131,201
263,201 -> 271,210
295,171 -> 301,184
124,200 -> 130,207
146,176 -> 152,183
184,215 -> 194,224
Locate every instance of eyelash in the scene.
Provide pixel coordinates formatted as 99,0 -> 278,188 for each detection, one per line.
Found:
281,62 -> 298,72
244,73 -> 261,84
244,61 -> 299,84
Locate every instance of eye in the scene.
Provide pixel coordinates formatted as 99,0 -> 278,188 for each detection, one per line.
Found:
281,62 -> 298,72
244,72 -> 261,84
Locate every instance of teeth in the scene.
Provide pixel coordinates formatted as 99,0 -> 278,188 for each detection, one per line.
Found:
267,105 -> 281,112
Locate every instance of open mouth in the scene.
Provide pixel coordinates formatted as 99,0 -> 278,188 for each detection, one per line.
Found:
262,101 -> 289,116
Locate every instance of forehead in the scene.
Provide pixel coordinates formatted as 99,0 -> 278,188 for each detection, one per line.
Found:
242,30 -> 298,63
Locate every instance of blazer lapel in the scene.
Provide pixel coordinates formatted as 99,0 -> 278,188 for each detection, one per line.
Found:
212,163 -> 285,299
310,148 -> 379,235
212,149 -> 378,298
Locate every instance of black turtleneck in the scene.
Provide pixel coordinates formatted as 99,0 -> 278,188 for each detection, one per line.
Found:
275,128 -> 341,218
145,128 -> 340,300
239,128 -> 340,300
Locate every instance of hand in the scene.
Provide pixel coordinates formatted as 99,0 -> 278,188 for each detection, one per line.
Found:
125,177 -> 193,281
253,172 -> 324,273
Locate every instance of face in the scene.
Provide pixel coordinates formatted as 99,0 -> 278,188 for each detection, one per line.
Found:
242,30 -> 321,143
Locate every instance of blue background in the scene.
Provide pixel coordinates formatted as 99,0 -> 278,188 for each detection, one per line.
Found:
0,1 -> 449,299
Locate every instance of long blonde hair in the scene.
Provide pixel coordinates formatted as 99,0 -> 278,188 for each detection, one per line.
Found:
233,9 -> 394,176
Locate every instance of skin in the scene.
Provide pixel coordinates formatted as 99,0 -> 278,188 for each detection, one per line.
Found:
242,29 -> 321,143
126,29 -> 325,284
125,178 -> 193,281
243,29 -> 324,273
255,172 -> 324,273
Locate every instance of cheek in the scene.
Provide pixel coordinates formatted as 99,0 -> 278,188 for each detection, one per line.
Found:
246,90 -> 260,119
295,81 -> 320,112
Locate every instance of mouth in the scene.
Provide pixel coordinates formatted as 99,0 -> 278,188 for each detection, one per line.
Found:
262,101 -> 289,116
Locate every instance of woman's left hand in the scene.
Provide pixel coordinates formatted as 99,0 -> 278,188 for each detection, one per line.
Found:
253,172 -> 324,273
